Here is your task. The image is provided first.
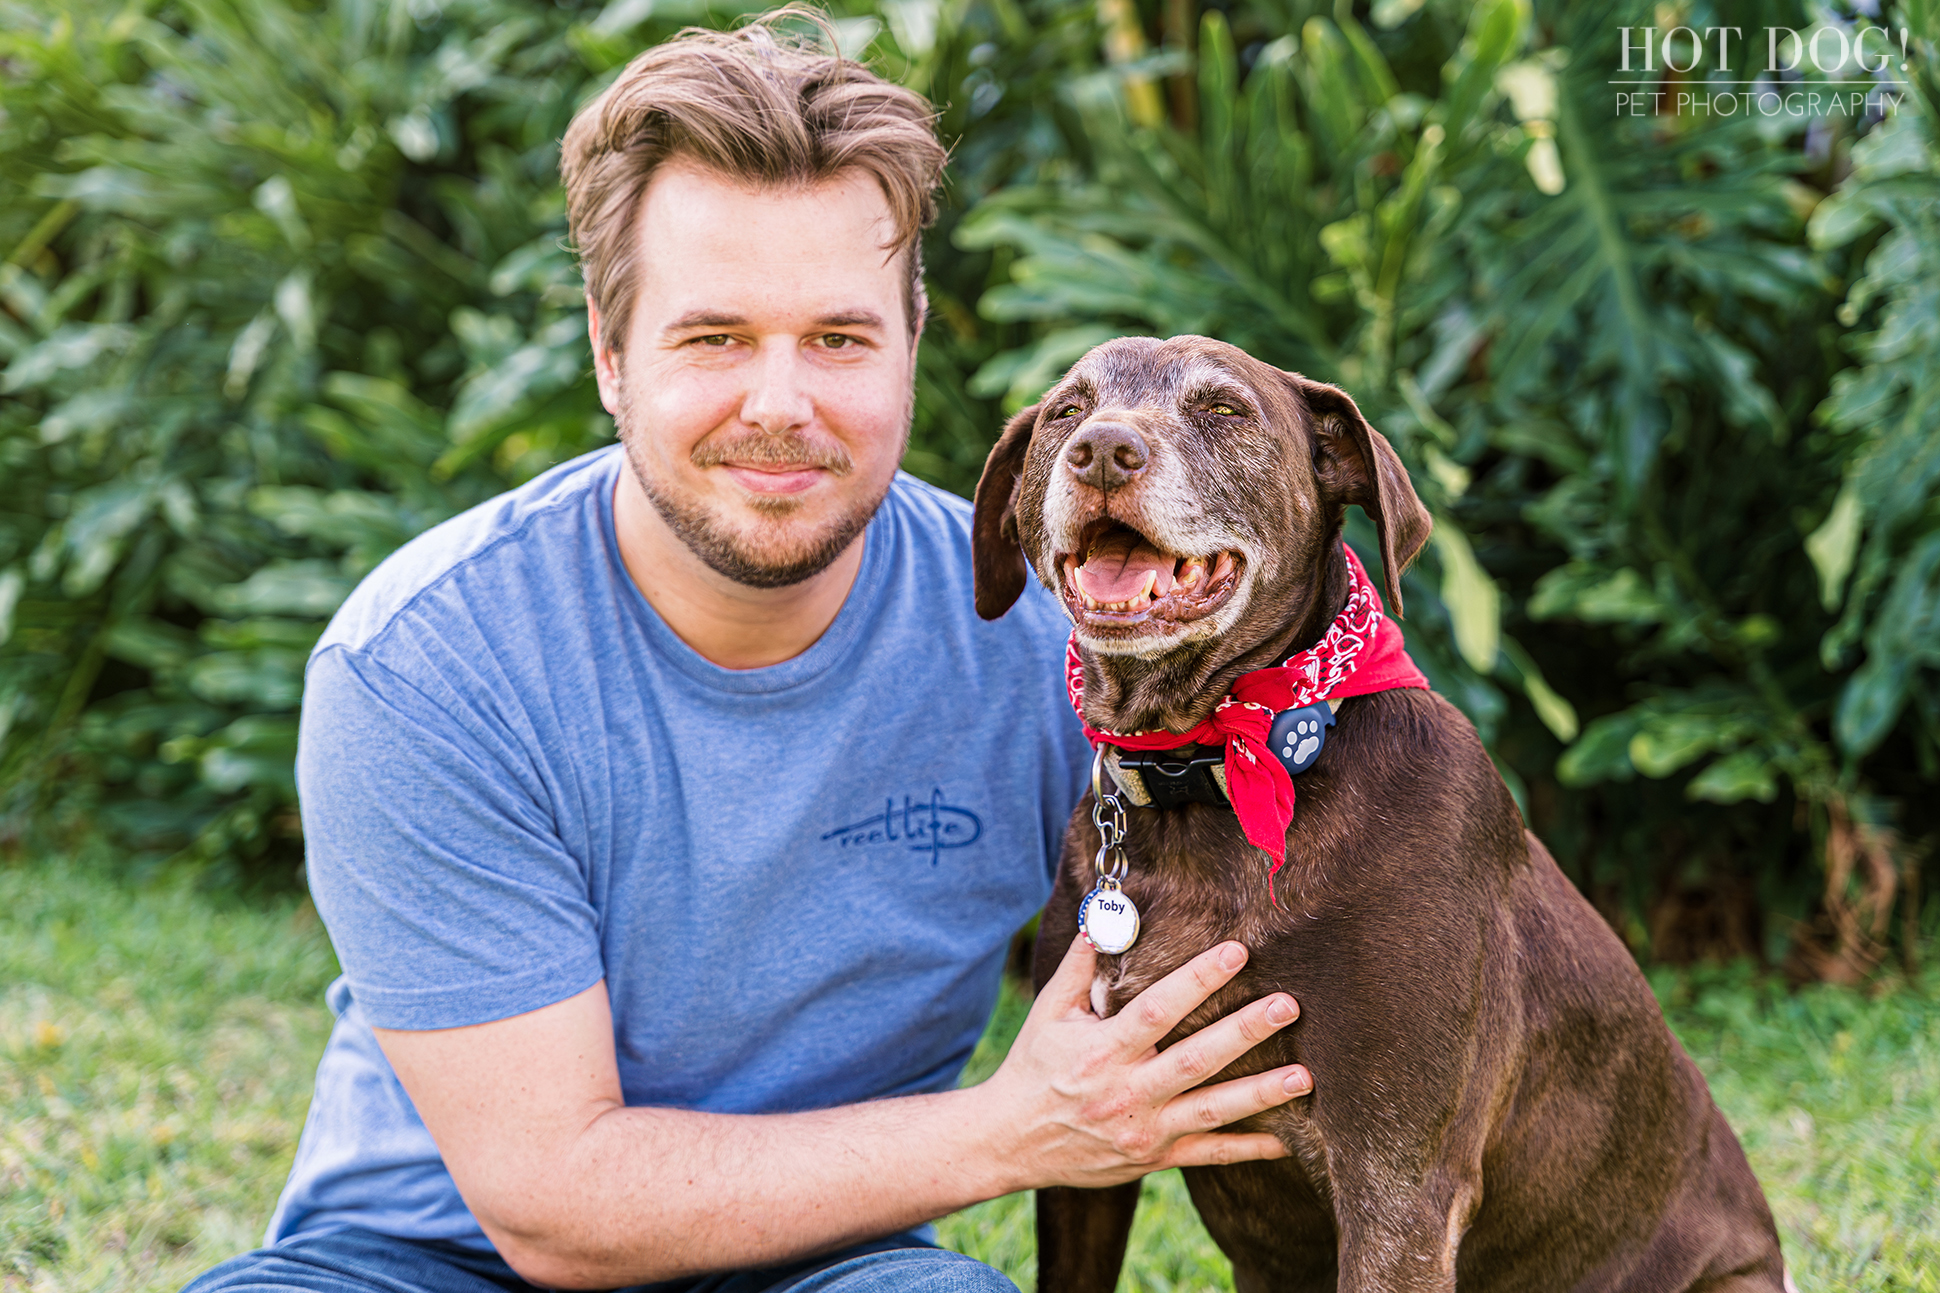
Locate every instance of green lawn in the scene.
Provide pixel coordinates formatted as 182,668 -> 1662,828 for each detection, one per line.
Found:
4,861 -> 1934,1292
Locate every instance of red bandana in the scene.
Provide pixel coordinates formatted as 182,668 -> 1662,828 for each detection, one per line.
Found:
1066,543 -> 1429,881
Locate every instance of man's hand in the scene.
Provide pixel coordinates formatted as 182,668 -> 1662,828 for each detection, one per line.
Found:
374,938 -> 1307,1288
969,935 -> 1310,1192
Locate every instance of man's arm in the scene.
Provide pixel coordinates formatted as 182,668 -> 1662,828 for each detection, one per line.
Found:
377,935 -> 1310,1289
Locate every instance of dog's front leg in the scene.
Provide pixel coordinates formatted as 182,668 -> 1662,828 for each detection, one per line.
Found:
1030,887 -> 1140,1293
1036,1182 -> 1140,1293
1031,823 -> 1143,1292
1290,911 -> 1502,1292
1329,1172 -> 1478,1293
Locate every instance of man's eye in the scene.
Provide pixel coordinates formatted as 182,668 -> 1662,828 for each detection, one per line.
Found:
822,334 -> 854,349
696,335 -> 732,347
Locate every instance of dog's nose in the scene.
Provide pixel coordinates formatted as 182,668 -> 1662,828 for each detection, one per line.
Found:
1065,423 -> 1150,491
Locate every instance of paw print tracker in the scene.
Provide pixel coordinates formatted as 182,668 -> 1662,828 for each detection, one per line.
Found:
1268,702 -> 1337,775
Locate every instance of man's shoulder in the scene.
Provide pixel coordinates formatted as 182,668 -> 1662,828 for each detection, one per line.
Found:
317,446 -> 619,660
875,470 -> 1071,648
881,469 -> 973,534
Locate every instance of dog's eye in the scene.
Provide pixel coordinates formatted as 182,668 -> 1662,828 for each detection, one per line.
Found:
1054,404 -> 1083,419
1208,402 -> 1243,417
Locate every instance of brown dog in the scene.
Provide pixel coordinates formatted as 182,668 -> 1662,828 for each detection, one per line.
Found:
971,335 -> 1790,1293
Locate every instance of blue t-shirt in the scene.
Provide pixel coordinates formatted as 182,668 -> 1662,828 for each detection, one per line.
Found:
268,445 -> 1091,1249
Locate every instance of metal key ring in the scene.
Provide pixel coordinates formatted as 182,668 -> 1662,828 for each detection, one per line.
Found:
1089,749 -> 1125,829
1092,797 -> 1126,850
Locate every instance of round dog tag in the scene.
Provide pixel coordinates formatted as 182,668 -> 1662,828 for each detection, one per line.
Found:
1079,881 -> 1140,955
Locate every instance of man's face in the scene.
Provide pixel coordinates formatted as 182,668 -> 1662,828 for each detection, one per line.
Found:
591,158 -> 917,588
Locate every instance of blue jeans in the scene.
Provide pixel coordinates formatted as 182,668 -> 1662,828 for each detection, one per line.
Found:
183,1227 -> 1018,1293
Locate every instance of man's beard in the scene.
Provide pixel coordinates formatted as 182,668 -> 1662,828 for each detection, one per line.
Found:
617,401 -> 906,590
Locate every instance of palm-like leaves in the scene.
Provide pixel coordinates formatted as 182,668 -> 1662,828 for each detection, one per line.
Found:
957,0 -> 1940,958
0,0 -> 1935,965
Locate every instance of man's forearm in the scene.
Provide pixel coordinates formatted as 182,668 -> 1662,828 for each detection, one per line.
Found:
383,945 -> 1308,1291
479,1086 -> 1016,1288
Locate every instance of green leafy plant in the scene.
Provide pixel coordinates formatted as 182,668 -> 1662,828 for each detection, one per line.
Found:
0,0 -> 1098,882
0,0 -> 629,879
3,0 -> 1935,975
955,0 -> 1940,972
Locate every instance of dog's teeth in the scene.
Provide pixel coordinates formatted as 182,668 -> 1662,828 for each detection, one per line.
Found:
1138,570 -> 1158,602
1178,560 -> 1205,588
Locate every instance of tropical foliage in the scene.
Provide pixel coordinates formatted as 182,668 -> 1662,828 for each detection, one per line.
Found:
0,0 -> 1935,973
957,0 -> 1940,977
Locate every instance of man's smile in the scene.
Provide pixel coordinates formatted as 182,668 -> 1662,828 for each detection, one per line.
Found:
721,463 -> 830,495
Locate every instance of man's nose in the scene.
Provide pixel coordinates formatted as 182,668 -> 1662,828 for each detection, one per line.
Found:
1064,422 -> 1150,491
739,345 -> 815,434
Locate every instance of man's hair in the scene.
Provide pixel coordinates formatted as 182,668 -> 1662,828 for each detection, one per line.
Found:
561,9 -> 947,352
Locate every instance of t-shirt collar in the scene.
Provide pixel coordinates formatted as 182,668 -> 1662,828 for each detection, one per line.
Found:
595,446 -> 894,695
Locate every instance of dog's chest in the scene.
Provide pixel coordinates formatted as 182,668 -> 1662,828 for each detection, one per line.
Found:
1076,815 -> 1333,1027
1089,904 -> 1299,1069
1091,943 -> 1279,1063
1085,886 -> 1252,1030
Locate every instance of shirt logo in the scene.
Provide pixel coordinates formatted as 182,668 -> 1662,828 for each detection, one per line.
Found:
823,789 -> 984,863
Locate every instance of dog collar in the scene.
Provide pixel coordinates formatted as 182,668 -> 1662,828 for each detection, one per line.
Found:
1066,542 -> 1430,878
1102,696 -> 1342,809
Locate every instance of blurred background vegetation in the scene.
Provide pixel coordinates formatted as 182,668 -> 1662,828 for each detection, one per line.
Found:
1,0 -> 1937,980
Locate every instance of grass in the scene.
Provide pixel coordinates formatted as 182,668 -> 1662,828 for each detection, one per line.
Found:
3,861 -> 1935,1292
1,862 -> 340,1293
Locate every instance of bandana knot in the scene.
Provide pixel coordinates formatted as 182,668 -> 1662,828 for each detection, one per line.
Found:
1066,543 -> 1429,886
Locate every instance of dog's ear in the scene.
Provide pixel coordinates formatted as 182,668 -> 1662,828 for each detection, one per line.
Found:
971,403 -> 1041,620
1288,374 -> 1432,616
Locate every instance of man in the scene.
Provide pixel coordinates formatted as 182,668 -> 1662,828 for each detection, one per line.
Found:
186,16 -> 1311,1293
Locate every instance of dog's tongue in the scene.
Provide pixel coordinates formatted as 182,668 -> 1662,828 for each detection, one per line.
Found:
1078,531 -> 1176,602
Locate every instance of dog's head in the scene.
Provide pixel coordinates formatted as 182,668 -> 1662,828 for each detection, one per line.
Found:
972,335 -> 1430,732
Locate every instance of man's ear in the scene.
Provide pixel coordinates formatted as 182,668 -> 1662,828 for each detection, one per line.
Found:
1290,375 -> 1432,616
587,296 -> 623,419
971,403 -> 1041,620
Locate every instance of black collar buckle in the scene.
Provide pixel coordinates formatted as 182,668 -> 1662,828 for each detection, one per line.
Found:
1115,744 -> 1229,809
1105,698 -> 1342,810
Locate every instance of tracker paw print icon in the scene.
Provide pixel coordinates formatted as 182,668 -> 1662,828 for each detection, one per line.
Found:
1285,718 -> 1322,766
1267,702 -> 1337,775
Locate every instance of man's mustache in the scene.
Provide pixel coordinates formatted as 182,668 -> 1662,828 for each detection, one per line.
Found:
691,431 -> 853,476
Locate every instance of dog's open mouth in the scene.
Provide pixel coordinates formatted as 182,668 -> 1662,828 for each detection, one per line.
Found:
1057,521 -> 1244,630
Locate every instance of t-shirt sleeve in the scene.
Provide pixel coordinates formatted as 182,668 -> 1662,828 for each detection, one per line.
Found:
297,644 -> 604,1031
1021,583 -> 1095,884
1049,702 -> 1093,878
